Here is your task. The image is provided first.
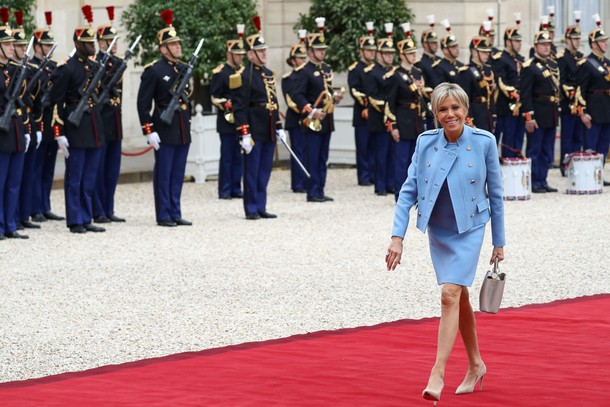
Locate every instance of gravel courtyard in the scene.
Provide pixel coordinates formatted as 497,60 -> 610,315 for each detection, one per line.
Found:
1,167 -> 609,383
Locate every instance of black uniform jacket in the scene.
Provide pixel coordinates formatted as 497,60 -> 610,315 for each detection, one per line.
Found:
210,62 -> 242,134
30,55 -> 57,143
291,60 -> 335,134
281,64 -> 304,131
137,57 -> 192,145
556,49 -> 584,114
0,60 -> 27,153
432,57 -> 463,84
576,53 -> 610,124
416,52 -> 441,89
97,51 -> 123,143
386,65 -> 426,140
363,62 -> 393,133
347,59 -> 370,127
233,62 -> 282,142
492,49 -> 524,117
457,61 -> 495,131
520,55 -> 560,129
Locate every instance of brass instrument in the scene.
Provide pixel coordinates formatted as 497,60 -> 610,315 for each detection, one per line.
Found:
302,90 -> 333,132
224,110 -> 235,124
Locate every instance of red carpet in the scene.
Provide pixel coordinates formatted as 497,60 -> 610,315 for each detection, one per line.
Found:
1,294 -> 609,406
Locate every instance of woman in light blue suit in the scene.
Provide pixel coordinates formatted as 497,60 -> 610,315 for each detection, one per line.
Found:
386,83 -> 505,404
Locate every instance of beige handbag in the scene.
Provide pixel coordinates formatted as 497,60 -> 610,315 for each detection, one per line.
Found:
479,257 -> 506,314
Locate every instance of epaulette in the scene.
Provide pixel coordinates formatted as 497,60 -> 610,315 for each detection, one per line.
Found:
363,64 -> 374,73
294,62 -> 305,72
458,66 -> 469,72
212,64 -> 223,74
522,58 -> 533,68
27,61 -> 40,69
556,50 -> 565,59
348,61 -> 358,71
577,57 -> 587,66
431,59 -> 441,68
412,65 -> 422,75
9,61 -> 20,67
143,59 -> 158,70
271,70 -> 276,76
492,51 -> 502,60
383,67 -> 396,80
282,71 -> 292,79
420,128 -> 440,136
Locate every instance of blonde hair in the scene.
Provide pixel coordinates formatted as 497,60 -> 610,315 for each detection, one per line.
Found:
431,82 -> 469,128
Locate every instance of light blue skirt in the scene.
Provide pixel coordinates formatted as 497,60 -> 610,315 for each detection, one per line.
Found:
428,223 -> 485,287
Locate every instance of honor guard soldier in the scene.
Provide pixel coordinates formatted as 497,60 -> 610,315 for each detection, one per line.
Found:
386,23 -> 426,201
577,14 -> 610,184
363,23 -> 396,196
457,36 -> 495,132
432,20 -> 464,85
137,9 -> 193,227
232,16 -> 282,219
520,30 -> 560,193
557,15 -> 585,173
480,9 -> 501,56
348,22 -> 376,186
530,8 -> 558,60
415,15 -> 440,130
281,29 -> 308,193
0,8 -> 29,239
30,11 -> 64,223
292,17 -> 342,202
13,10 -> 39,231
51,5 -> 106,233
93,6 -> 126,224
211,24 -> 246,200
492,17 -> 525,157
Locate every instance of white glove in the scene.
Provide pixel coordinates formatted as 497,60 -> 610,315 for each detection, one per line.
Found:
241,134 -> 254,154
24,133 -> 31,152
276,129 -> 287,143
307,107 -> 318,119
56,135 -> 70,158
146,132 -> 161,151
36,131 -> 42,149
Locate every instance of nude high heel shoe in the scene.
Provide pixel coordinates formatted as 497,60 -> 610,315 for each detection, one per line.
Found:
422,375 -> 444,405
455,362 -> 486,395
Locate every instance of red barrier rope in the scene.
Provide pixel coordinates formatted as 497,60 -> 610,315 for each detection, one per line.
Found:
121,146 -> 154,157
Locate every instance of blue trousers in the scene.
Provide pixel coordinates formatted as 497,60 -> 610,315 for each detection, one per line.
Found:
583,123 -> 610,164
0,151 -> 25,234
218,132 -> 243,198
93,139 -> 122,218
153,143 -> 190,222
498,115 -> 525,158
64,147 -> 102,226
373,131 -> 395,194
354,124 -> 375,184
242,139 -> 275,215
526,127 -> 555,188
305,132 -> 330,199
18,145 -> 37,221
288,127 -> 306,191
32,140 -> 59,215
394,139 -> 417,201
560,114 -> 583,162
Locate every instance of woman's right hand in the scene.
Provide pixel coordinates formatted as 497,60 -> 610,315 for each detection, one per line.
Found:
386,236 -> 403,271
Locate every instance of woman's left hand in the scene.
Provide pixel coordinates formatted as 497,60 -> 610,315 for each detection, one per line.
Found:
490,246 -> 504,265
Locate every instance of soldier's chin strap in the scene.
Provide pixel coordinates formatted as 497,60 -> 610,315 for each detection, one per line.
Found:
251,49 -> 264,67
0,43 -> 9,61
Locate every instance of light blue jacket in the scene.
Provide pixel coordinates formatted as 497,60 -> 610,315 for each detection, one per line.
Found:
391,125 -> 506,247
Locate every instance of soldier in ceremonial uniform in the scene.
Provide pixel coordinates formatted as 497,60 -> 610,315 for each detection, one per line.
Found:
292,17 -> 341,202
232,16 -> 283,219
479,11 -> 501,56
457,36 -> 495,132
30,11 -> 64,223
12,11 -> 40,231
348,22 -> 376,186
211,25 -> 246,200
281,30 -> 308,193
492,23 -> 525,157
363,23 -> 395,196
93,6 -> 126,223
577,17 -> 610,185
137,9 -> 193,227
416,15 -> 440,130
557,23 -> 585,173
0,8 -> 29,239
530,12 -> 558,60
51,5 -> 107,234
520,30 -> 560,193
386,23 -> 426,201
432,20 -> 464,85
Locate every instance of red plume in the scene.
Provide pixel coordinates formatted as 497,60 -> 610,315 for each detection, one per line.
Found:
0,7 -> 9,25
160,9 -> 173,26
81,5 -> 93,25
45,11 -> 52,26
252,15 -> 261,32
14,10 -> 23,27
106,6 -> 115,22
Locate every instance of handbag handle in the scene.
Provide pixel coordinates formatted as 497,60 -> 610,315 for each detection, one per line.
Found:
489,256 -> 505,280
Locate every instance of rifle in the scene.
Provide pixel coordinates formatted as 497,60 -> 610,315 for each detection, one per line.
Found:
0,37 -> 34,132
40,48 -> 75,109
21,43 -> 58,103
97,35 -> 141,106
67,36 -> 118,127
159,38 -> 204,125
